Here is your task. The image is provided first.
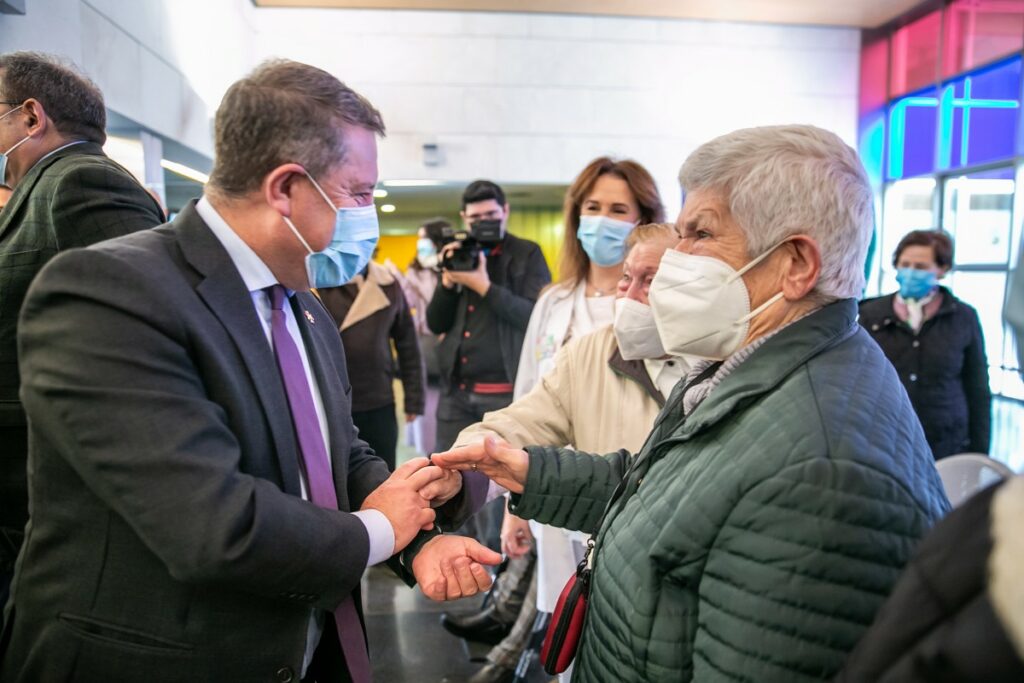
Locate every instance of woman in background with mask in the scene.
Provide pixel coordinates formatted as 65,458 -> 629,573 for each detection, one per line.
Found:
434,125 -> 949,683
516,161 -> 663,585
460,157 -> 663,683
859,229 -> 990,460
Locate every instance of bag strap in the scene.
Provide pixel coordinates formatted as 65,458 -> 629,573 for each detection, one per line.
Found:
578,360 -> 723,573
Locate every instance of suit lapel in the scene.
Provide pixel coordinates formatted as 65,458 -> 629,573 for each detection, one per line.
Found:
176,204 -> 303,496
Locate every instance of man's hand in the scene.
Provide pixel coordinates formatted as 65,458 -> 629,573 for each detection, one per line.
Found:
418,465 -> 463,508
412,535 -> 503,601
405,413 -> 419,424
501,510 -> 533,558
431,436 -> 529,494
360,458 -> 443,553
444,250 -> 490,296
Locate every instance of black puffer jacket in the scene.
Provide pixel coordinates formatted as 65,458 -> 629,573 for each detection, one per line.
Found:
859,288 -> 990,459
835,480 -> 1024,682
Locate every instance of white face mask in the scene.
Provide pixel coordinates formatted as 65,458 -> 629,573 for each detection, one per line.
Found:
648,243 -> 786,360
613,297 -> 666,361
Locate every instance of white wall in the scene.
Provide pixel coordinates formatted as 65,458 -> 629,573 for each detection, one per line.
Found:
252,8 -> 861,216
0,0 -> 258,157
2,3 -> 860,217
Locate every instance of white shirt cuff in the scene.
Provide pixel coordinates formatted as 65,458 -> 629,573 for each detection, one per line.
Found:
487,480 -> 508,503
352,509 -> 395,567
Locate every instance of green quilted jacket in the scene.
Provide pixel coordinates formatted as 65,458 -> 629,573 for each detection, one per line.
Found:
510,299 -> 950,682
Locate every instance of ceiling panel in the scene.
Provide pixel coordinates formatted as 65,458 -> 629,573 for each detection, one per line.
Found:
251,0 -> 925,29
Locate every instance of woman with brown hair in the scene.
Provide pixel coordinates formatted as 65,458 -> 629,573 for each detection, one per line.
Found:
499,156 -> 664,681
859,229 -> 991,460
515,157 -> 665,396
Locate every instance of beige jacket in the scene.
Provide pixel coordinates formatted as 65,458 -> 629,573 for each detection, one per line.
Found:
455,325 -> 665,609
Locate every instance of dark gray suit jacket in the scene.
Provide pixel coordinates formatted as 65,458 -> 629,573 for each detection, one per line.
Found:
0,202 -> 478,682
0,141 -> 164,534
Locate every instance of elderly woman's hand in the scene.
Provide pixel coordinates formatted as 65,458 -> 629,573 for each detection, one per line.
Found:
431,436 -> 528,494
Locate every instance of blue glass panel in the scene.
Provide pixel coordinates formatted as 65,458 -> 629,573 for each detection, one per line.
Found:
887,86 -> 939,179
858,108 -> 886,188
940,56 -> 1021,170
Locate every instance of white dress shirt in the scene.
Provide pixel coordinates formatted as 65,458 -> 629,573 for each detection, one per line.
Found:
196,197 -> 393,674
644,356 -> 690,401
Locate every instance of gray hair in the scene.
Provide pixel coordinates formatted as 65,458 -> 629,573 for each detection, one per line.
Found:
208,59 -> 385,197
0,51 -> 106,144
678,124 -> 873,301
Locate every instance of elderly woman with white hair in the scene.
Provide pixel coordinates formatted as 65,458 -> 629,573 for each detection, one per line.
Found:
434,125 -> 950,682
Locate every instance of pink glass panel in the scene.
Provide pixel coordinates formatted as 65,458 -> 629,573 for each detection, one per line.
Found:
943,0 -> 1024,77
860,37 -> 890,115
891,10 -> 943,98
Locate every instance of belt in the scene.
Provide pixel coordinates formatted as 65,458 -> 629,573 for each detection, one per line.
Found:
459,382 -> 514,394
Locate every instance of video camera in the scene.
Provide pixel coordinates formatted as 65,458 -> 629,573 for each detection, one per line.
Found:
440,220 -> 502,271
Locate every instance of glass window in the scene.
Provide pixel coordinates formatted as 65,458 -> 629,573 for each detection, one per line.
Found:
945,270 -> 1007,379
860,36 -> 890,116
940,56 -> 1021,170
887,86 -> 939,179
942,166 -> 1015,266
943,0 -> 1024,78
879,178 -> 937,292
891,10 -> 942,98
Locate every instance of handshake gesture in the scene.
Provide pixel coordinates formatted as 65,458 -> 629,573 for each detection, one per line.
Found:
431,436 -> 530,494
360,457 -> 502,601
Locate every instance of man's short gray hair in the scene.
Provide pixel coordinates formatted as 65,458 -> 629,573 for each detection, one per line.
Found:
678,124 -> 873,300
208,59 -> 385,197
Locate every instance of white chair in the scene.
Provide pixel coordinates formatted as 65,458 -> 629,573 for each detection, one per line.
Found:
935,453 -> 1015,508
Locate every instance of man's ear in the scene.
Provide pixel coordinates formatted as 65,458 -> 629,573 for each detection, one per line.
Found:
263,163 -> 307,218
20,98 -> 47,136
781,235 -> 822,301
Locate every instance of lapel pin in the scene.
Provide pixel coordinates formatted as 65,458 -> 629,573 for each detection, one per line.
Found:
304,310 -> 315,325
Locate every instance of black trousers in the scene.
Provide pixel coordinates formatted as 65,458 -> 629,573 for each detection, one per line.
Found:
351,404 -> 398,472
0,424 -> 27,609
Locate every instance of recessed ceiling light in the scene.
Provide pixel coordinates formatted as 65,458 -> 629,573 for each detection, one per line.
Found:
380,204 -> 397,213
373,188 -> 389,198
383,179 -> 445,188
160,159 -> 209,184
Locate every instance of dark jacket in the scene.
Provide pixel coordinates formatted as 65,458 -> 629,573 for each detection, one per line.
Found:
0,141 -> 164,534
510,299 -> 949,682
426,232 -> 550,391
859,288 -> 991,459
318,262 -> 425,415
835,480 -> 1024,682
0,203 -> 476,682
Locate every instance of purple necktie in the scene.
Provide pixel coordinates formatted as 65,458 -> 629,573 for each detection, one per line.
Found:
267,285 -> 372,683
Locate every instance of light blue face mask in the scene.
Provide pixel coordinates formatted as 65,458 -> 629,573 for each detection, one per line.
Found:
281,172 -> 380,288
0,105 -> 30,187
896,267 -> 938,300
577,214 -> 635,267
416,237 -> 438,269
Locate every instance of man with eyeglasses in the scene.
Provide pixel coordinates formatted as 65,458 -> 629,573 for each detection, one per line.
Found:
0,52 -> 164,606
426,180 -> 550,549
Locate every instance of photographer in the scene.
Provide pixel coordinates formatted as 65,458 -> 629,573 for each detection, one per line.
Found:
427,180 -> 550,456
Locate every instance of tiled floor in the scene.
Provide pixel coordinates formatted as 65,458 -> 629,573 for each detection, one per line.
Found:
361,566 -> 548,683
361,566 -> 484,682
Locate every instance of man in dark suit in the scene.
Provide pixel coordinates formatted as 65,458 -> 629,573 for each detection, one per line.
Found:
0,52 -> 165,600
0,59 -> 497,682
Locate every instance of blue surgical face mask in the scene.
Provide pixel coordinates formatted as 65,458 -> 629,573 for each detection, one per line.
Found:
577,215 -> 635,267
896,268 -> 938,300
0,105 -> 30,187
280,172 -> 380,288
